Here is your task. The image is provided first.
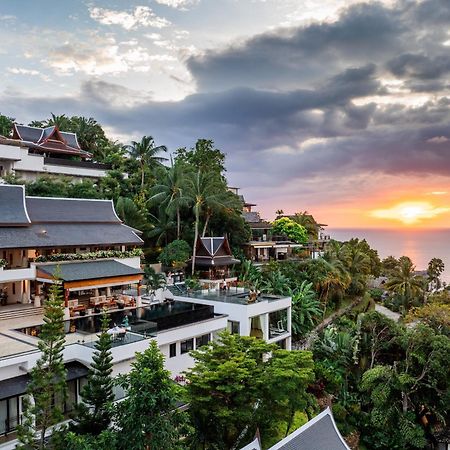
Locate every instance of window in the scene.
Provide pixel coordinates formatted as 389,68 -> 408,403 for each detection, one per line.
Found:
196,334 -> 210,349
227,320 -> 240,335
169,343 -> 177,358
180,338 -> 194,354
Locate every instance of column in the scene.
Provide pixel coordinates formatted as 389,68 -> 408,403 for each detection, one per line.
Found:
136,281 -> 142,307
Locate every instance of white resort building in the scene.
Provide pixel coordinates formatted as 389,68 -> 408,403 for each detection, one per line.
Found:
0,184 -> 292,447
0,124 -> 110,181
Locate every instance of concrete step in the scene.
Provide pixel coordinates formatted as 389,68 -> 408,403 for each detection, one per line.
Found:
0,306 -> 44,322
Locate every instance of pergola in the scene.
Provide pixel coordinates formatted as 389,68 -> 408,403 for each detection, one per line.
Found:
36,260 -> 143,306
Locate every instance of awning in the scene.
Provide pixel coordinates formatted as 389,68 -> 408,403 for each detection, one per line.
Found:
0,361 -> 89,400
36,260 -> 143,289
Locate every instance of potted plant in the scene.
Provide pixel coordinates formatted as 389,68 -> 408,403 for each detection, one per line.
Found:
0,259 -> 7,271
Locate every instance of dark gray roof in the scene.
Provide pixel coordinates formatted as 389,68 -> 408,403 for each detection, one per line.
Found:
0,361 -> 88,400
0,185 -> 30,226
243,211 -> 261,223
61,132 -> 79,149
201,237 -> 226,256
26,197 -> 120,223
37,260 -> 143,282
0,223 -> 143,249
193,256 -> 241,267
268,408 -> 350,450
0,185 -> 143,248
14,124 -> 43,143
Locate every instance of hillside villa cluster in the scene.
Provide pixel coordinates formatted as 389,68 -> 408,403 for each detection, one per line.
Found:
0,125 -> 345,449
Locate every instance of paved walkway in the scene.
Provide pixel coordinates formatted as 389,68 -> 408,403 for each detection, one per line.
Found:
375,303 -> 401,322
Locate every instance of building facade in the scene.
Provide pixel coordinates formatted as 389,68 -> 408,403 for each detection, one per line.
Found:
0,124 -> 110,181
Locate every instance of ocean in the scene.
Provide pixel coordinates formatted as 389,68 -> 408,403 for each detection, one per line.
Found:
328,228 -> 450,283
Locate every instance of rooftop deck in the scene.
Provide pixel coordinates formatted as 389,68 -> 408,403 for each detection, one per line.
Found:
170,285 -> 288,305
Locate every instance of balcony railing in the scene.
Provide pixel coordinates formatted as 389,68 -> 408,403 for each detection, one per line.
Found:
43,157 -> 111,170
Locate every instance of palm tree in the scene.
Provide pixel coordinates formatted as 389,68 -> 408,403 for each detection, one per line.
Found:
427,258 -> 445,291
126,136 -> 168,190
147,209 -> 176,246
144,266 -> 166,295
201,189 -> 241,237
291,281 -> 322,339
260,270 -> 290,295
184,170 -> 229,275
115,197 -> 149,233
292,211 -> 319,239
340,244 -> 371,295
148,163 -> 190,239
385,256 -> 425,311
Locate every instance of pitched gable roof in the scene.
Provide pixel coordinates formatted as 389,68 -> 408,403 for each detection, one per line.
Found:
190,236 -> 240,267
269,408 -> 350,450
11,124 -> 92,159
0,185 -> 31,226
0,185 -> 143,249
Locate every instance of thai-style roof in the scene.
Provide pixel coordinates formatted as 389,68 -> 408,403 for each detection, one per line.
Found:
239,408 -> 350,450
26,197 -> 120,223
0,185 -> 143,249
11,124 -> 92,159
0,185 -> 30,226
37,260 -> 143,282
243,211 -> 263,223
189,237 -> 240,267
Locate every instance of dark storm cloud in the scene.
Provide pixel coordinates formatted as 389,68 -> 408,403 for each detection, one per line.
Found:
3,0 -> 450,199
387,53 -> 450,80
187,2 -> 405,91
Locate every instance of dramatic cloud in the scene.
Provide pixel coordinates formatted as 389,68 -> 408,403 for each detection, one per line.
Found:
89,6 -> 170,30
47,37 -> 165,75
3,0 -> 450,223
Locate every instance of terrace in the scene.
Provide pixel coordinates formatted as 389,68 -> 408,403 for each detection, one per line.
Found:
169,284 -> 288,305
15,301 -> 216,347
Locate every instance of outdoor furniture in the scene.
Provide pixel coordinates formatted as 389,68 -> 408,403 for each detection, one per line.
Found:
89,295 -> 107,307
107,326 -> 127,341
118,294 -> 135,307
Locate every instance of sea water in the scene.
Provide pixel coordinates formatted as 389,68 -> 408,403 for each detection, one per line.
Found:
329,228 -> 450,283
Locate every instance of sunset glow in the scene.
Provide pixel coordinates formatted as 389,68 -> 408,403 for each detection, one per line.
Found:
370,202 -> 450,225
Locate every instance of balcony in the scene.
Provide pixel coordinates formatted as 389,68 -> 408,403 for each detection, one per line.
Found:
0,266 -> 35,283
43,157 -> 110,171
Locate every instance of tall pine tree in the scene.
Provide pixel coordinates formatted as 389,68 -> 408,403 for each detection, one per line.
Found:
72,309 -> 114,435
17,279 -> 67,449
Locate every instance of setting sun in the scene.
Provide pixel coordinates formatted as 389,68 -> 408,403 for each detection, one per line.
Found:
370,201 -> 450,225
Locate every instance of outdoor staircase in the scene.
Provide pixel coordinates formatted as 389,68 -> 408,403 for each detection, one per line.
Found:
167,283 -> 188,296
0,305 -> 45,322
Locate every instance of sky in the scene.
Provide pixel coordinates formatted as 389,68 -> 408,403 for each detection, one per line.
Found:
1,0 -> 450,228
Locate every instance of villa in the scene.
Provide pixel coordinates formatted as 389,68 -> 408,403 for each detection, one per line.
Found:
0,124 -> 110,181
230,187 -> 303,263
0,184 -> 292,445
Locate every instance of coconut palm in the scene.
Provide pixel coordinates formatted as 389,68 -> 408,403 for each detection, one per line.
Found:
115,197 -> 149,233
184,170 -> 230,275
260,269 -> 290,295
427,258 -> 445,291
385,256 -> 425,311
147,208 -> 177,246
291,281 -> 322,339
144,266 -> 166,295
149,163 -> 190,239
126,136 -> 168,190
341,245 -> 371,295
292,211 -> 319,239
